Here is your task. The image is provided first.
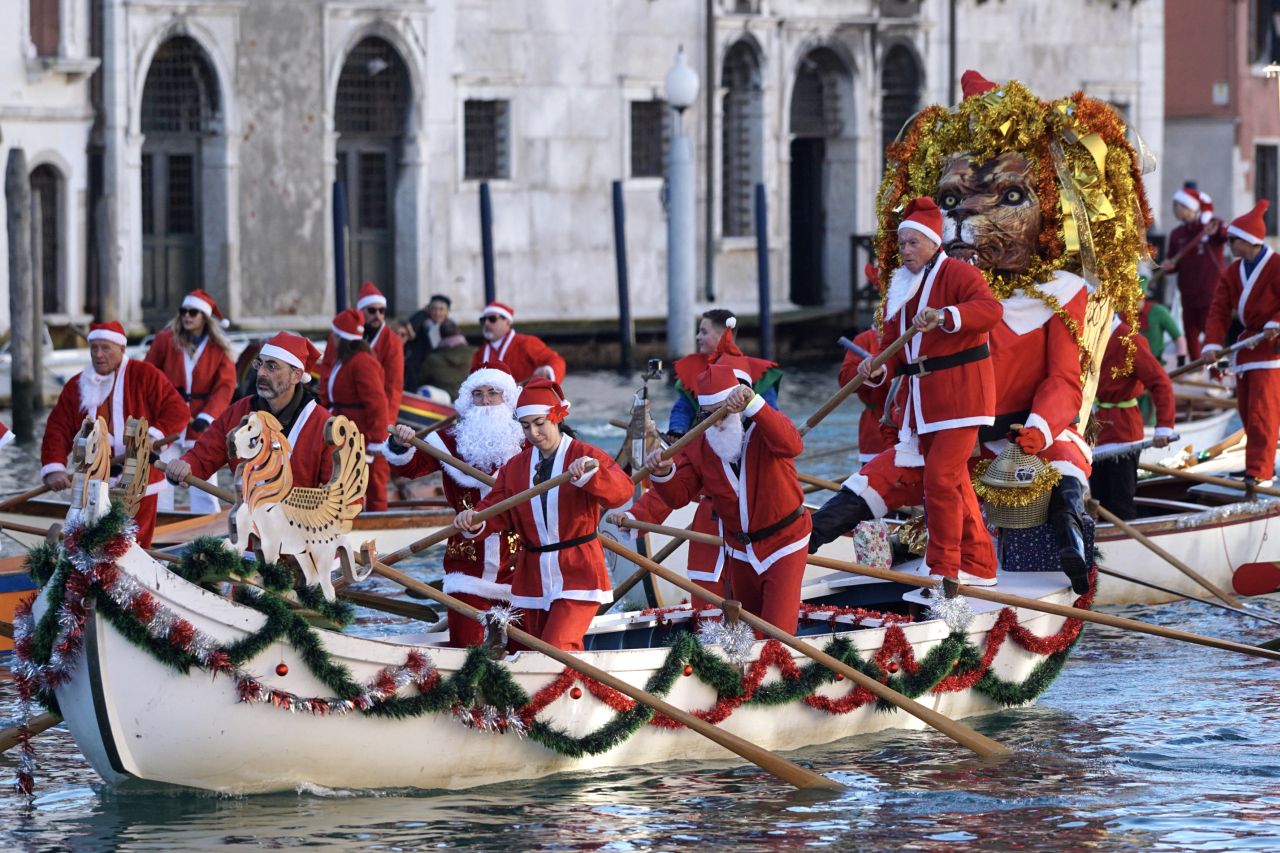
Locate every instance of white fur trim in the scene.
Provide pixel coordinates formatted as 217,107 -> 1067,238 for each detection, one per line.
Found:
481,304 -> 514,322
726,536 -> 810,576
941,306 -> 962,332
999,271 -> 1088,336
382,441 -> 416,467
182,293 -> 215,317
197,412 -> 215,424
743,394 -> 765,417
259,343 -> 305,371
87,328 -> 127,346
1228,224 -> 1266,245
1232,359 -> 1280,372
40,463 -> 67,479
1155,426 -> 1175,437
1172,189 -> 1201,212
1023,412 -> 1055,451
1050,460 -> 1090,486
442,572 -> 512,602
147,427 -> 164,441
696,387 -> 735,406
356,292 -> 387,310
330,322 -> 364,341
514,404 -> 552,419
1266,321 -> 1280,330
570,465 -> 598,487
0,431 -> 14,451
457,368 -> 519,416
649,459 -> 677,482
841,472 -> 889,518
898,219 -> 942,246
725,316 -> 737,329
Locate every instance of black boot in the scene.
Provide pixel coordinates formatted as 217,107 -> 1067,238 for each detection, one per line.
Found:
808,488 -> 874,554
1048,478 -> 1091,595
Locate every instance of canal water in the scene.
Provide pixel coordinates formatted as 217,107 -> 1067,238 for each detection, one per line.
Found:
1,367 -> 1278,851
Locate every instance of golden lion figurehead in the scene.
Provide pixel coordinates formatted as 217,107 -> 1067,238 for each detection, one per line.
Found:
230,411 -> 293,514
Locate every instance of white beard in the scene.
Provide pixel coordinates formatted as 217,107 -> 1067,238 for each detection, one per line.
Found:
78,368 -> 116,414
454,405 -> 525,477
705,415 -> 746,464
884,264 -> 925,321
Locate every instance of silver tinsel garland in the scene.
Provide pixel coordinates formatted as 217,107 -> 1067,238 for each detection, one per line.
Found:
696,617 -> 757,667
926,591 -> 975,634
1174,500 -> 1274,529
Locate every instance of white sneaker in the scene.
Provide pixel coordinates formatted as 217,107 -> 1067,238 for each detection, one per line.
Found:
958,570 -> 998,587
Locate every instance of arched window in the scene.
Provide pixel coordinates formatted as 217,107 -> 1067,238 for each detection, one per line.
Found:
335,37 -> 410,312
140,36 -> 221,323
721,41 -> 764,238
881,46 -> 922,161
30,164 -> 61,314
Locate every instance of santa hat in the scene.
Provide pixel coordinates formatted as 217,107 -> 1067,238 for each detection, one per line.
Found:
712,354 -> 755,387
480,301 -> 515,323
696,364 -> 742,407
259,331 -> 321,382
1198,192 -> 1215,225
864,262 -> 881,291
355,281 -> 387,311
897,197 -> 943,246
961,70 -> 998,100
1173,186 -> 1203,214
515,378 -> 570,422
330,308 -> 365,342
182,289 -> 230,328
1228,200 -> 1270,246
87,321 -> 127,347
456,359 -> 519,415
711,315 -> 744,359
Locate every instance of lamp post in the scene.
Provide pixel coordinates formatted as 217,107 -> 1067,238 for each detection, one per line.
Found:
664,46 -> 699,360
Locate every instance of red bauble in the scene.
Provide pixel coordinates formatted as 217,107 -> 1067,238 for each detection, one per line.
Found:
683,664 -> 694,677
569,687 -> 583,700
835,673 -> 844,681
887,661 -> 899,674
275,663 -> 289,677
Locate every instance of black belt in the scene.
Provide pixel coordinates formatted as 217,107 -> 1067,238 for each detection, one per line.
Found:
977,409 -> 1080,443
332,401 -> 366,410
900,343 -> 990,377
182,392 -> 210,402
526,532 -> 598,553
731,505 -> 806,545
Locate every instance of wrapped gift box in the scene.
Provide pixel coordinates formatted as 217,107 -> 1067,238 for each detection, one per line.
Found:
997,516 -> 1095,573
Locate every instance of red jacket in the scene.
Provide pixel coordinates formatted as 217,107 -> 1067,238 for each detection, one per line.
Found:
470,331 -> 566,384
144,328 -> 236,426
470,438 -> 631,608
627,482 -> 724,583
1204,249 -> 1280,373
384,428 -> 518,600
322,324 -> 403,427
320,350 -> 388,452
1167,219 -> 1228,310
182,391 -> 335,488
652,401 -> 810,573
839,328 -> 892,461
1094,321 -> 1175,448
876,254 -> 1001,437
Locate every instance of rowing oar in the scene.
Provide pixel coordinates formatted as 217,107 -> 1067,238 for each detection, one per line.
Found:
0,518 -> 183,567
796,443 -> 858,465
1168,330 -> 1273,379
837,336 -> 871,360
797,472 -> 844,492
0,713 -> 62,753
629,404 -> 732,484
1095,564 -> 1280,629
373,462 -> 596,567
798,326 -> 919,437
1137,462 -> 1280,500
1088,499 -> 1243,608
1092,433 -> 1181,464
364,547 -> 842,792
598,524 -> 690,616
804,554 -> 1280,664
598,532 -> 1010,758
338,588 -> 447,632
154,460 -> 236,504
392,425 -> 494,485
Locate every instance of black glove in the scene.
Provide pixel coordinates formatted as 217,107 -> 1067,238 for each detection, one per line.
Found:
188,418 -> 208,434
1176,354 -> 1187,367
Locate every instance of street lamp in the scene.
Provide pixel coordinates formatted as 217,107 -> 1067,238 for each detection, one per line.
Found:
664,46 -> 699,360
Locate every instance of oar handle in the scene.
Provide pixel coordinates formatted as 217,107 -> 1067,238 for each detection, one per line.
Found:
376,461 -> 595,566
1168,331 -> 1272,378
629,405 -> 731,484
619,516 -> 722,546
837,336 -> 871,360
153,460 -> 237,504
796,471 -> 844,492
1138,462 -> 1280,499
599,536 -> 1013,758
799,326 -> 918,437
365,550 -> 842,792
393,425 -> 496,486
0,483 -> 52,512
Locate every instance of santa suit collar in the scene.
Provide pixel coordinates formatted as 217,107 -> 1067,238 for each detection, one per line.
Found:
1238,246 -> 1273,319
483,330 -> 516,363
1000,270 -> 1089,336
884,251 -> 945,322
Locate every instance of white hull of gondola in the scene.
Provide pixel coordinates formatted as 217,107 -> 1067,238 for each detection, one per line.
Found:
1141,408 -> 1236,466
40,543 -> 1075,794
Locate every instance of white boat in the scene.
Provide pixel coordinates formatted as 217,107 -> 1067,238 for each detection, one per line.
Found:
21,500 -> 1083,794
1140,408 -> 1236,465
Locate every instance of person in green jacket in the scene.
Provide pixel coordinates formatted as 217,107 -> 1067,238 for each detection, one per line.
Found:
417,320 -> 473,401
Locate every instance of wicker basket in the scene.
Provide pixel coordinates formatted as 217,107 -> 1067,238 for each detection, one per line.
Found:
978,438 -> 1053,530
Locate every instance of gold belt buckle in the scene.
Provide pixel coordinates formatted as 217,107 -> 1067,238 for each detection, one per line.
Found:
910,356 -> 930,377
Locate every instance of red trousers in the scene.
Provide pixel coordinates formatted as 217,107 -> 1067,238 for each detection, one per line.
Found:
726,548 -> 806,635
1237,369 -> 1280,479
365,455 -> 389,512
136,493 -> 158,548
522,599 -> 600,651
1183,306 -> 1208,361
446,592 -> 502,648
920,427 -> 996,579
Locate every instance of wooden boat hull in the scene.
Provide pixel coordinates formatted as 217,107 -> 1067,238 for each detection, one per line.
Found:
38,541 -> 1078,794
1141,408 -> 1236,465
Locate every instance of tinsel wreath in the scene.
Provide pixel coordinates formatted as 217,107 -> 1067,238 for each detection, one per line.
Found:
971,458 -> 1063,508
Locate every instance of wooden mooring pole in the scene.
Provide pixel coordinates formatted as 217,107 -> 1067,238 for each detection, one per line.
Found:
6,149 -> 35,440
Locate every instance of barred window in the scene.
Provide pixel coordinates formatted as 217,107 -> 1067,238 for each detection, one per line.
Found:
141,36 -> 220,135
722,41 -> 763,237
630,100 -> 668,178
29,0 -> 59,57
881,45 -> 921,162
464,100 -> 511,180
335,38 -> 409,136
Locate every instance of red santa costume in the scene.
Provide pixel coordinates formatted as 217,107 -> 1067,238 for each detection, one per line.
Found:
41,322 -> 188,546
1167,187 -> 1228,359
1204,200 -> 1280,481
650,364 -> 812,633
467,380 -> 632,650
469,301 -> 567,384
383,360 -> 525,646
839,327 -> 893,463
321,309 -> 391,511
863,198 -> 1002,581
1089,319 -> 1176,518
144,289 -> 237,512
0,420 -> 13,451
180,332 -> 335,489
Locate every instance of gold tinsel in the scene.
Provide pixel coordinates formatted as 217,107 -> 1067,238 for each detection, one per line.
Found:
894,514 -> 929,557
971,459 -> 1063,508
873,80 -> 1153,380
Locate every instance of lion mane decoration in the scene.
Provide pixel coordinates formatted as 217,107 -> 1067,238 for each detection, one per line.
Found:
228,411 -> 371,601
873,69 -> 1155,418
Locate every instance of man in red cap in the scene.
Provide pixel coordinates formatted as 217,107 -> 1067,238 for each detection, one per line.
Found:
470,301 -> 566,384
321,309 -> 391,511
1164,185 -> 1227,360
145,289 -> 237,513
644,364 -> 811,633
41,321 -> 188,546
456,378 -> 632,650
1204,199 -> 1280,484
384,360 -> 525,646
165,331 -> 335,492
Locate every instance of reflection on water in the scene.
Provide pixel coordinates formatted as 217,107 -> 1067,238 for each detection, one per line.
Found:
2,370 -> 1280,850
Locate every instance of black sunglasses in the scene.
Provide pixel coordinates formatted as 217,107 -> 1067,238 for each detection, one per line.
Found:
180,308 -> 203,317
481,315 -> 504,323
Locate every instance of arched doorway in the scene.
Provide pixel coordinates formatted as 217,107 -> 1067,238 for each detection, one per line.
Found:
789,48 -> 853,307
334,36 -> 410,314
29,164 -> 62,315
881,45 -> 922,162
721,40 -> 764,238
139,35 -> 221,325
